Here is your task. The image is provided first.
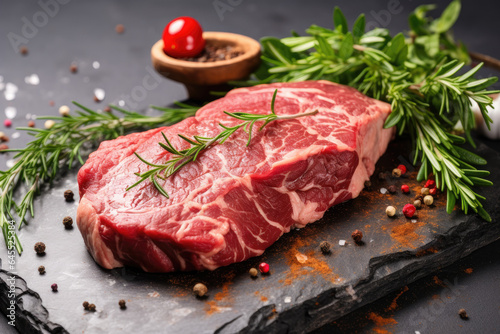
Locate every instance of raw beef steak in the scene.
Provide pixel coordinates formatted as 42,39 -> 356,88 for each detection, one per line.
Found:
77,81 -> 393,272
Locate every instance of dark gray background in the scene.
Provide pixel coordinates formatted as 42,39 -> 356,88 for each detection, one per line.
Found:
0,0 -> 499,333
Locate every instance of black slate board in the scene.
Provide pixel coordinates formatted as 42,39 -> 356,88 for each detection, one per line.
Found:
0,139 -> 499,334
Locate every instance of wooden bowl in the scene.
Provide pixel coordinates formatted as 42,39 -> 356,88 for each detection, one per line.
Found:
151,32 -> 261,100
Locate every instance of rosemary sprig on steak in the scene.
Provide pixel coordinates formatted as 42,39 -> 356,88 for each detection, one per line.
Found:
127,89 -> 318,198
0,103 -> 198,253
242,1 -> 498,221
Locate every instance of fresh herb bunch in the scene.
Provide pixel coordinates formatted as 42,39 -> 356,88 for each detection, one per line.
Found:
245,0 -> 498,221
128,90 -> 318,197
1,103 -> 198,253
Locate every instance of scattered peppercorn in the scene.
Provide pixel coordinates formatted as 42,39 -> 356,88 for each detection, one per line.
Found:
4,119 -> 12,127
420,187 -> 430,195
413,199 -> 422,209
397,164 -> 407,174
118,299 -> 126,309
414,194 -> 424,202
378,172 -> 386,180
115,24 -> 125,34
403,204 -> 416,218
259,262 -> 270,274
104,106 -> 112,113
351,230 -> 363,244
249,268 -> 258,278
388,185 -> 397,194
38,265 -> 46,275
49,100 -> 55,107
0,144 -> 9,152
20,46 -> 28,55
364,180 -> 372,188
429,187 -> 437,196
44,120 -> 55,129
424,195 -> 434,206
88,303 -> 96,312
51,283 -> 58,292
34,242 -> 46,254
70,63 -> 78,74
458,308 -> 468,320
392,168 -> 402,177
319,241 -> 331,254
59,105 -> 70,117
94,95 -> 101,103
83,301 -> 90,310
193,283 -> 208,297
386,206 -> 396,217
425,179 -> 436,189
62,216 -> 73,229
0,132 -> 8,142
28,120 -> 35,128
401,184 -> 410,193
64,190 -> 74,202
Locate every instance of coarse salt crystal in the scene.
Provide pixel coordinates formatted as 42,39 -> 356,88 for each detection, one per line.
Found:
6,159 -> 16,168
380,187 -> 388,194
339,240 -> 346,246
92,61 -> 100,69
284,296 -> 291,303
411,219 -> 417,223
11,132 -> 20,139
24,74 -> 40,85
5,106 -> 16,119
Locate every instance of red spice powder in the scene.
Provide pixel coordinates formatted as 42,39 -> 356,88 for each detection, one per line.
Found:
464,268 -> 473,274
386,286 -> 409,312
367,312 -> 397,334
205,273 -> 235,315
389,221 -> 426,249
432,275 -> 446,287
282,238 -> 340,285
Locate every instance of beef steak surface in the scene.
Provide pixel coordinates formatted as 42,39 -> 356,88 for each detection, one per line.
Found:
77,81 -> 393,272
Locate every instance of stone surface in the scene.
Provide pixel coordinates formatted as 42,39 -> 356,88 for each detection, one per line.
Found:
0,139 -> 498,333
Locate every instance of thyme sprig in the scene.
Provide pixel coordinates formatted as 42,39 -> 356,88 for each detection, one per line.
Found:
1,103 -> 199,253
243,1 -> 498,221
128,90 -> 318,198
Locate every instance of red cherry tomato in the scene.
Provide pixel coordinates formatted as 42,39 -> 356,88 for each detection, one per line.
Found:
162,17 -> 205,58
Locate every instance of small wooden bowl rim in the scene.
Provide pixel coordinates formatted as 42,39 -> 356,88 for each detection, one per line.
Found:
151,31 -> 261,69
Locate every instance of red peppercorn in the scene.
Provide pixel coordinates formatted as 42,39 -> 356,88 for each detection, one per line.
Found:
4,119 -> 12,127
425,179 -> 436,189
401,184 -> 410,193
51,283 -> 58,292
162,17 -> 205,58
403,204 -> 416,218
429,187 -> 437,196
259,262 -> 270,274
397,164 -> 407,174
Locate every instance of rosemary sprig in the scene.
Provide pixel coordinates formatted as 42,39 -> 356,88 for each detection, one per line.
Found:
242,1 -> 499,221
128,90 -> 318,197
0,103 -> 199,253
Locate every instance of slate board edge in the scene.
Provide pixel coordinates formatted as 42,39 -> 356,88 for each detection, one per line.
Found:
0,271 -> 68,334
235,206 -> 500,334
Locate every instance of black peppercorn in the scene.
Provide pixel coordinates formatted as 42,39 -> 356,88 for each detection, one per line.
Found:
38,265 -> 45,275
119,299 -> 126,309
51,283 -> 58,292
388,185 -> 397,194
34,242 -> 46,254
378,172 -> 386,180
64,190 -> 74,202
364,180 -> 372,188
83,301 -> 89,310
62,216 -> 73,229
458,308 -> 468,319
352,230 -> 363,244
88,303 -> 96,312
319,241 -> 331,254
